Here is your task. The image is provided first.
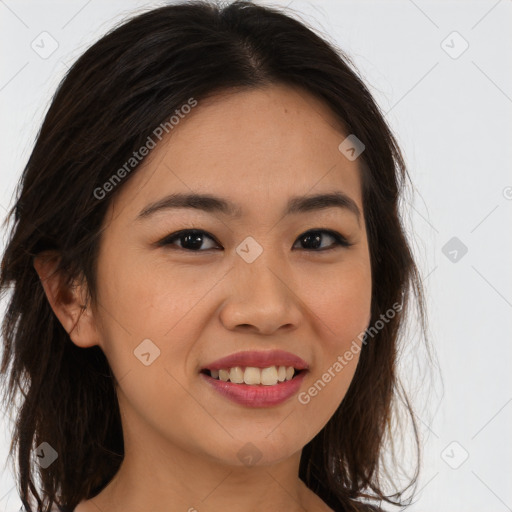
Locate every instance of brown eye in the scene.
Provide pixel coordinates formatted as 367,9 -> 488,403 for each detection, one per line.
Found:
158,229 -> 221,251
293,229 -> 352,251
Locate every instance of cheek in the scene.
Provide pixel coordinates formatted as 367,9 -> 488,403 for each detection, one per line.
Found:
94,251 -> 226,410
295,259 -> 371,431
304,256 -> 372,344
96,245 -> 205,340
93,258 -> 224,455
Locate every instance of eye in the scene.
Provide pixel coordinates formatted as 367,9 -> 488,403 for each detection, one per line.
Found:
293,229 -> 353,251
157,228 -> 352,252
157,229 -> 221,251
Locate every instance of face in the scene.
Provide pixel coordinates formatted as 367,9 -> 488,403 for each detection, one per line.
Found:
88,84 -> 372,467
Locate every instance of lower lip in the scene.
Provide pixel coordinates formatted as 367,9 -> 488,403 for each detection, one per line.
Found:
200,371 -> 307,408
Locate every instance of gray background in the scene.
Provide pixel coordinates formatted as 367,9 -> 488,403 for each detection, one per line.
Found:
1,1 -> 511,511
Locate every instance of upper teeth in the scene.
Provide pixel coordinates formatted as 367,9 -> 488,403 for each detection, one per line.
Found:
210,366 -> 296,385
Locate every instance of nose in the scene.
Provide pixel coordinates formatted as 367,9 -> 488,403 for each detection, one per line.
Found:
218,253 -> 303,336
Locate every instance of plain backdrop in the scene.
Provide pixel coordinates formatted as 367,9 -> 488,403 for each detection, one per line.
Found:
1,1 -> 511,511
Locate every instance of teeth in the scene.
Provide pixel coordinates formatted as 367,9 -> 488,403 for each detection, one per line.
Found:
229,366 -> 244,384
261,366 -> 278,385
210,365 -> 296,385
244,367 -> 261,385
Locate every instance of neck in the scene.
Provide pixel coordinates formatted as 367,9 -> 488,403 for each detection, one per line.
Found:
78,420 -> 329,512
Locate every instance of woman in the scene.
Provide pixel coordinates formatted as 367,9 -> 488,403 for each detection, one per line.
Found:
0,1 -> 426,511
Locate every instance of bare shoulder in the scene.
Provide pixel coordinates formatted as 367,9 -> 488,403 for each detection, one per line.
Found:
71,501 -> 93,512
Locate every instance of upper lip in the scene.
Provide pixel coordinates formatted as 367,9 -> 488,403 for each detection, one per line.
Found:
201,350 -> 309,371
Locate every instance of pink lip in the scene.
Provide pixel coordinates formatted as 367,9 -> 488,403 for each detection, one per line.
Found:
201,350 -> 309,371
200,371 -> 307,408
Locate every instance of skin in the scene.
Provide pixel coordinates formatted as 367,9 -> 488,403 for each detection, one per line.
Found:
34,83 -> 372,512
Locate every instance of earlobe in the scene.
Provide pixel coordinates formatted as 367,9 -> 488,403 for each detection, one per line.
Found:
33,251 -> 100,348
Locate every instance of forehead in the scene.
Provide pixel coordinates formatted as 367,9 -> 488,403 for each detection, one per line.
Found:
107,83 -> 363,223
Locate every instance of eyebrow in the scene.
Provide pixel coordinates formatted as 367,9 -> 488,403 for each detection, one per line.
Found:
136,191 -> 361,224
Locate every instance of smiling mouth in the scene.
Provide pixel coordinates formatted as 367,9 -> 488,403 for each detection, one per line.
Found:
200,366 -> 305,386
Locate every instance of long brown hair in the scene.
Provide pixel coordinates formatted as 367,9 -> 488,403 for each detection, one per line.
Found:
0,1 -> 428,511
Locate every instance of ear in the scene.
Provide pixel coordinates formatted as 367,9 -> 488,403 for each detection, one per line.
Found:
33,250 -> 101,348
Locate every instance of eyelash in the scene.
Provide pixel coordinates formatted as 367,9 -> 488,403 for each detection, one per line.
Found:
156,228 -> 353,252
